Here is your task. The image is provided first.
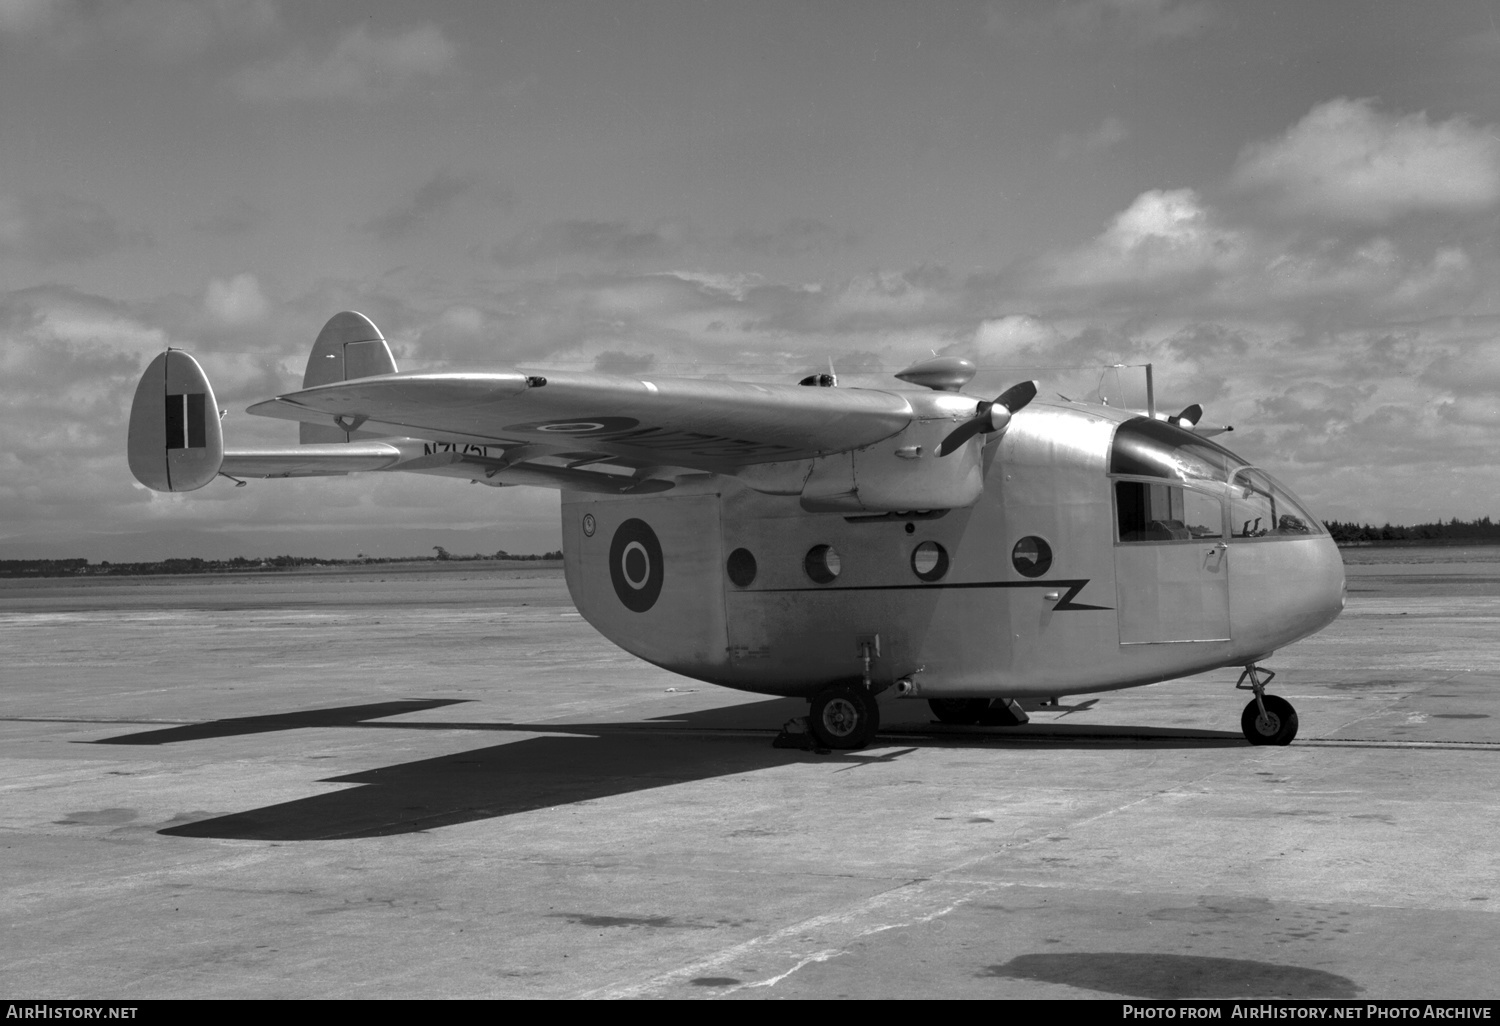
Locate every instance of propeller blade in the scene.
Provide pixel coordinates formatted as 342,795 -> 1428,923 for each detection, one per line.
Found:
1169,403 -> 1203,427
936,412 -> 991,457
937,380 -> 1037,457
996,380 -> 1038,414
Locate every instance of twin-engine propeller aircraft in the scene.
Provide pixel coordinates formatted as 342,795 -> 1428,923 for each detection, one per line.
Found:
127,311 -> 1344,750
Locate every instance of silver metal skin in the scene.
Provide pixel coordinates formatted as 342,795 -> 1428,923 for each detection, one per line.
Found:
562,399 -> 1345,701
125,311 -> 1345,733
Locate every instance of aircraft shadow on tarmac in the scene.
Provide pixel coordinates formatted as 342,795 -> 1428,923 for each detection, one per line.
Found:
86,697 -> 1245,842
90,699 -> 472,745
982,952 -> 1360,1000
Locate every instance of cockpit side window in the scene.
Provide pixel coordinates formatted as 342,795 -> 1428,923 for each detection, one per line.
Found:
1116,481 -> 1224,542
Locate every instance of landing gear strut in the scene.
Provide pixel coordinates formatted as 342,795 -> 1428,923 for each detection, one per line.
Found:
1237,664 -> 1298,746
802,638 -> 884,750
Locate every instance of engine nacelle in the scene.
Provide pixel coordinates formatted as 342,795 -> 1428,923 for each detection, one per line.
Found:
798,392 -> 986,513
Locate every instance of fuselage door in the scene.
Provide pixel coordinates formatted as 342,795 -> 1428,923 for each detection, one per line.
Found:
1113,479 -> 1230,644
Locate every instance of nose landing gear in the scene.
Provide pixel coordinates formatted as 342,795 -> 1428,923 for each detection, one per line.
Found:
1237,664 -> 1298,746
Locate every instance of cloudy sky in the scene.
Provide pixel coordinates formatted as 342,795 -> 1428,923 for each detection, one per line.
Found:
3,0 -> 1498,559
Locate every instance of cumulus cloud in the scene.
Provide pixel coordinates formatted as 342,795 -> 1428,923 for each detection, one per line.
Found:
987,0 -> 1216,46
203,273 -> 268,326
0,0 -> 53,35
1418,315 -> 1500,392
730,218 -> 859,258
1038,189 -> 1245,295
232,23 -> 457,102
1031,188 -> 1487,321
0,0 -> 280,61
0,190 -> 149,264
362,171 -> 478,241
1231,98 -> 1500,223
969,314 -> 1067,365
593,350 -> 657,375
1027,102 -> 1499,323
193,197 -> 266,237
0,286 -> 168,537
493,219 -> 692,267
4,250 -> 1495,551
101,0 -> 279,61
1055,116 -> 1129,160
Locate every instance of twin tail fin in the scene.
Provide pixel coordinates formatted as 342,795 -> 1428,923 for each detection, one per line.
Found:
126,311 -> 397,492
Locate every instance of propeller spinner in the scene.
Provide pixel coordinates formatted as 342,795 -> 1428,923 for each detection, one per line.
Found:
937,380 -> 1038,457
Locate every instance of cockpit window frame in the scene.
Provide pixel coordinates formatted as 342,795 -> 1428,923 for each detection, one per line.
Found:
1111,474 -> 1230,545
1225,466 -> 1325,539
1109,417 -> 1243,485
1108,417 -> 1325,542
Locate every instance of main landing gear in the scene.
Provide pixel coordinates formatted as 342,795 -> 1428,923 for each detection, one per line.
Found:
808,683 -> 880,750
805,638 -> 884,750
1237,664 -> 1298,746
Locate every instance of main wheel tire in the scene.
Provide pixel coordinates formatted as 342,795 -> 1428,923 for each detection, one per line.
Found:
810,684 -> 880,750
1241,694 -> 1298,746
928,698 -> 991,725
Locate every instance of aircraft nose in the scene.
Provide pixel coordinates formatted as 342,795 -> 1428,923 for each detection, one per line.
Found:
1304,537 -> 1347,633
1232,536 -> 1346,653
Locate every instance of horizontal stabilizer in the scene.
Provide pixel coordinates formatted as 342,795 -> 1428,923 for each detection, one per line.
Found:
127,350 -> 224,492
222,443 -> 402,479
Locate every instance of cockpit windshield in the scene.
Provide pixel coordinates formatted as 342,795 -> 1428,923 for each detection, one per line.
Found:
1226,467 -> 1320,537
1110,418 -> 1324,540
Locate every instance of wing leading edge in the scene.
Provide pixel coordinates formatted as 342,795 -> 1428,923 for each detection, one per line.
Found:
246,371 -> 916,470
130,312 -> 1004,511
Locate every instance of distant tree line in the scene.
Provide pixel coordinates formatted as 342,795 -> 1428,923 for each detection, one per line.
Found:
0,550 -> 565,578
11,521 -> 1498,577
1323,516 -> 1500,545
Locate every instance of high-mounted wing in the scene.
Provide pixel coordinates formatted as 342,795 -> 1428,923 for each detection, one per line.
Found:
246,371 -> 916,471
128,311 -> 1019,513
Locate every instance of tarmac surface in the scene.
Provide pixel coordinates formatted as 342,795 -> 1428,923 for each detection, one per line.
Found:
1,550 -> 1497,999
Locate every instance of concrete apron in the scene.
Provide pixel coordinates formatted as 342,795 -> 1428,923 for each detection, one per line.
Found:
0,560 -> 1495,999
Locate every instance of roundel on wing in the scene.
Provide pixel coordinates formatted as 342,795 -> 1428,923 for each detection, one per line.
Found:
503,416 -> 639,437
609,518 -> 664,612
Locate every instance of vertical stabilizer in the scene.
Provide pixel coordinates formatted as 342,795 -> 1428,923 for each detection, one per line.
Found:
127,350 -> 224,492
300,311 -> 398,443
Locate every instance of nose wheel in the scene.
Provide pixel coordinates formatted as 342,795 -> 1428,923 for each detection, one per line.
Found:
1241,694 -> 1298,745
809,683 -> 880,750
1236,665 -> 1298,746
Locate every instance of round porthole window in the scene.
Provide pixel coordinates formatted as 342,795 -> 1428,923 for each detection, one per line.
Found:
804,544 -> 842,584
910,541 -> 949,582
1012,536 -> 1052,578
726,548 -> 757,587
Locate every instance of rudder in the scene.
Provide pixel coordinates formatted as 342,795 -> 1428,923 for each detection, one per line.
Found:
300,311 -> 398,443
126,350 -> 224,492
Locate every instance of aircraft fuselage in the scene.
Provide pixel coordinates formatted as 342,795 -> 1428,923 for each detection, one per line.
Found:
562,398 -> 1345,700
